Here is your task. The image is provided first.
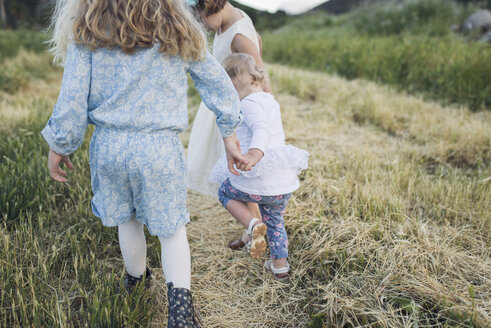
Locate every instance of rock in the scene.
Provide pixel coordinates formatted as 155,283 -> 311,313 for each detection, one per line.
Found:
461,9 -> 491,33
479,30 -> 491,42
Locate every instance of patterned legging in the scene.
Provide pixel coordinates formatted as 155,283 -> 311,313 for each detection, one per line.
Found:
218,178 -> 292,259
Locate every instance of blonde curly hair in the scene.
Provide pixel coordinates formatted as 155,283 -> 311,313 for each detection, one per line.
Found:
49,0 -> 206,65
222,53 -> 265,85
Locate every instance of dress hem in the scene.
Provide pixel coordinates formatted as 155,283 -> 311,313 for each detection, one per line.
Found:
91,204 -> 190,237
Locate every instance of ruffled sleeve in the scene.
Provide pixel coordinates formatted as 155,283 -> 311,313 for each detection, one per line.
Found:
186,51 -> 242,138
41,43 -> 91,156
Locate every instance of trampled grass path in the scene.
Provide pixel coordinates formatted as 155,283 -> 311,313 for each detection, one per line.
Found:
1,59 -> 490,327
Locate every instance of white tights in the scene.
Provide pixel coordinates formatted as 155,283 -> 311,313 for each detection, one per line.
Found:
118,216 -> 191,290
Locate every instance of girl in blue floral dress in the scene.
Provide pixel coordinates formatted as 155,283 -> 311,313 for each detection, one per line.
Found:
43,0 -> 246,326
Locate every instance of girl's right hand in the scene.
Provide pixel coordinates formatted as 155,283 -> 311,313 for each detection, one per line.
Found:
223,134 -> 249,175
48,149 -> 73,182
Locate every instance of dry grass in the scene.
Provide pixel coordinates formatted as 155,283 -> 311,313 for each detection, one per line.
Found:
174,64 -> 491,327
1,59 -> 490,327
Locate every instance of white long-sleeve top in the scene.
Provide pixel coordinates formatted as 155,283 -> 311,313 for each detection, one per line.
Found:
229,92 -> 301,196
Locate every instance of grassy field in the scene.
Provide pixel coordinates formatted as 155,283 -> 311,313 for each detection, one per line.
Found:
0,43 -> 490,327
0,30 -> 51,93
262,0 -> 491,110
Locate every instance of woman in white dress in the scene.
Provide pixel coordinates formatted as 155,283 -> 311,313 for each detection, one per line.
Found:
188,0 -> 271,196
187,0 -> 272,249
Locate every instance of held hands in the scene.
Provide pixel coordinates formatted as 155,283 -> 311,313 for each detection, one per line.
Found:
223,134 -> 249,176
48,149 -> 73,183
239,148 -> 264,171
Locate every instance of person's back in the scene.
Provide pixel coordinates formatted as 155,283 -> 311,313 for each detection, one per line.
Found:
72,45 -> 189,132
235,92 -> 285,153
212,9 -> 259,64
42,1 -> 247,326
67,44 -> 236,133
210,53 -> 309,197
229,91 -> 304,196
45,42 -> 242,154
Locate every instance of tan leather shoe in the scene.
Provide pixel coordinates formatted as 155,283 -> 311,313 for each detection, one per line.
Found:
229,239 -> 246,250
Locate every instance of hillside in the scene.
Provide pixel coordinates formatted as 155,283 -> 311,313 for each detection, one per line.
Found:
1,36 -> 490,326
312,0 -> 491,14
0,1 -> 490,326
312,0 -> 375,14
263,0 -> 491,110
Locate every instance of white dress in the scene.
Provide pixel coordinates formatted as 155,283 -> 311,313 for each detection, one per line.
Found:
187,10 -> 260,196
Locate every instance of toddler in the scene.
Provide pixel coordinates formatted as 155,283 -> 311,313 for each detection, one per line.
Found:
210,53 -> 309,280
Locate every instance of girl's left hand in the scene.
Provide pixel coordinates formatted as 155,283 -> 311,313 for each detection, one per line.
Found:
48,149 -> 73,183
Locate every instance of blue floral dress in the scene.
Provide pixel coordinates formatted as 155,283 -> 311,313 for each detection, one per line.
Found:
42,43 -> 242,236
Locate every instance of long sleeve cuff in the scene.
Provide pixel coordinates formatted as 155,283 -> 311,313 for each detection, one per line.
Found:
217,110 -> 243,138
41,124 -> 74,156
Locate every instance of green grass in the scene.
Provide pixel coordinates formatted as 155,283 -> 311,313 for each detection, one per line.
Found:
1,22 -> 490,326
0,30 -> 52,93
0,29 -> 49,60
0,113 -> 161,326
351,0 -> 475,36
2,57 -> 488,328
262,0 -> 491,109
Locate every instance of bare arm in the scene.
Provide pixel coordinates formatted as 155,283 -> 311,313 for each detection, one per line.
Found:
186,51 -> 249,174
257,33 -> 263,56
231,34 -> 273,94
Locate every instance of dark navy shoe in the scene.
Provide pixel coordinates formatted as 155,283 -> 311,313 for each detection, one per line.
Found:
167,282 -> 202,327
124,267 -> 152,294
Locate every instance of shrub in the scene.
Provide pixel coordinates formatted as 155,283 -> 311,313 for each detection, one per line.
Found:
0,29 -> 49,60
263,7 -> 491,109
352,0 -> 476,36
0,50 -> 55,93
0,30 -> 54,93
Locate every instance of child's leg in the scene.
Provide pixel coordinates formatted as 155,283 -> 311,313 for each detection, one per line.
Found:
160,226 -> 201,326
259,194 -> 292,269
218,179 -> 261,230
247,202 -> 262,220
242,202 -> 262,242
218,179 -> 268,258
225,200 -> 256,229
225,199 -> 268,258
158,225 -> 191,290
119,215 -> 147,277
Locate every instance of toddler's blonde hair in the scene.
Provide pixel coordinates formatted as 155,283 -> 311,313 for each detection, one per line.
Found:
49,0 -> 206,65
222,53 -> 265,86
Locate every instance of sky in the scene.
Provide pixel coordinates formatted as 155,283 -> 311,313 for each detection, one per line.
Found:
236,0 -> 330,15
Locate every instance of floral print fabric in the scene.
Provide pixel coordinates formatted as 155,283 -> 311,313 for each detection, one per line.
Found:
42,43 -> 242,236
218,178 -> 291,259
89,128 -> 188,236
